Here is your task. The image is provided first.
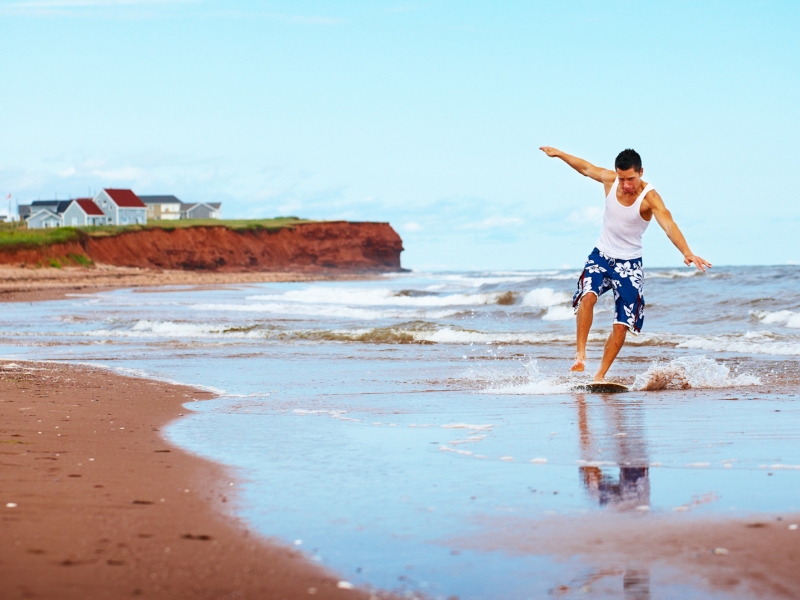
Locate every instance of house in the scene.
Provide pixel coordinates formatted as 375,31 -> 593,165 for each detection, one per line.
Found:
62,198 -> 106,227
93,189 -> 147,226
27,208 -> 63,229
139,195 -> 182,220
24,200 -> 71,229
180,202 -> 222,220
22,190 -> 147,228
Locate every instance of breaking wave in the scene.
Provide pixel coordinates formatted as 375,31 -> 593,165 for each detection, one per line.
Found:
410,328 -> 595,345
633,356 -> 761,391
246,287 -> 514,307
190,301 -> 460,321
86,320 -> 270,339
419,272 -> 561,287
675,331 -> 800,356
751,309 -> 800,329
521,288 -> 570,308
300,326 -> 603,345
36,320 -> 800,356
647,269 -> 704,279
521,288 -> 574,321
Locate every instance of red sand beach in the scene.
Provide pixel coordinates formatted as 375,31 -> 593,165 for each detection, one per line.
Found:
0,264 -> 371,303
0,361 -> 386,600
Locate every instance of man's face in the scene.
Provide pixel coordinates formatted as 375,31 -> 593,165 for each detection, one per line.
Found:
616,167 -> 643,194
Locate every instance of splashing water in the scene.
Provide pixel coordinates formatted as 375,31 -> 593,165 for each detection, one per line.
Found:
633,356 -> 761,391
470,359 -> 577,395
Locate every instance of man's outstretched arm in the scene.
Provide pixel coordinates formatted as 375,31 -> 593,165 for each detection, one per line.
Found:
648,191 -> 712,272
539,146 -> 616,184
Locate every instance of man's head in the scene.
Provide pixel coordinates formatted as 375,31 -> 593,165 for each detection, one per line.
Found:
615,149 -> 643,194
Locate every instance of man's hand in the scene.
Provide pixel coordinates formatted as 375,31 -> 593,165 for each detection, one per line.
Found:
684,254 -> 712,272
540,146 -> 561,157
539,146 -> 612,183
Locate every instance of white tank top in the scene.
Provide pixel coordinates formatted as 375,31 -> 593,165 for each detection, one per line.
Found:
596,179 -> 654,259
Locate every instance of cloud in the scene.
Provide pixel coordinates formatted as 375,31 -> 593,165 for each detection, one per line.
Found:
2,156 -> 196,203
54,160 -> 147,181
403,221 -> 422,232
0,0 -> 200,17
386,5 -> 419,13
173,6 -> 346,24
92,166 -> 148,180
0,0 -> 347,24
566,206 -> 603,226
459,216 -> 525,230
2,0 -> 194,7
271,13 -> 345,25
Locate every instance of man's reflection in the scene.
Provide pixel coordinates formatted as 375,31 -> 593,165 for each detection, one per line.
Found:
576,394 -> 650,510
575,393 -> 651,600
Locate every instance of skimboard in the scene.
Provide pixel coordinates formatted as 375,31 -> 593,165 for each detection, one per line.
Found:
575,381 -> 629,394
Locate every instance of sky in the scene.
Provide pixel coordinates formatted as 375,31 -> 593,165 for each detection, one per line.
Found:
1,0 -> 798,270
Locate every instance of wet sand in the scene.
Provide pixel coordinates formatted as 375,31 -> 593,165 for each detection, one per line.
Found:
457,511 -> 800,598
0,265 -> 372,303
0,361 -> 383,600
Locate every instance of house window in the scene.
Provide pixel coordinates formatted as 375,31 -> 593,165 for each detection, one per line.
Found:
71,217 -> 78,226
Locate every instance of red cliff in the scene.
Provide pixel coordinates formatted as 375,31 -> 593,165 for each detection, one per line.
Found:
0,222 -> 405,273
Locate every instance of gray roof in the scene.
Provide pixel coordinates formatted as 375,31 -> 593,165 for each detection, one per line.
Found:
27,207 -> 61,220
139,195 -> 182,205
181,202 -> 221,210
30,200 -> 72,214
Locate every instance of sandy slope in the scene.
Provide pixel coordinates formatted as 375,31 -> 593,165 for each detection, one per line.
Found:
0,361 -> 388,600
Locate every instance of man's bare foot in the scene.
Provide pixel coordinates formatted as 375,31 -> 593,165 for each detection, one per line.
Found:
592,374 -> 606,383
571,359 -> 585,372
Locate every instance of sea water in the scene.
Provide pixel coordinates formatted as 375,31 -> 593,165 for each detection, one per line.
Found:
1,266 -> 800,599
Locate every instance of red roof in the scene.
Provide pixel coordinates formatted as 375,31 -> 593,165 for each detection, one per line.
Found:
75,198 -> 105,216
104,188 -> 146,208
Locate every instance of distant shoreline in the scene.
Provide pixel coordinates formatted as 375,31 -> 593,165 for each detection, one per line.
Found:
0,264 -> 380,303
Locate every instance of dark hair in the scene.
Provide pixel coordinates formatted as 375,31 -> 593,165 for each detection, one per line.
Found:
615,149 -> 642,172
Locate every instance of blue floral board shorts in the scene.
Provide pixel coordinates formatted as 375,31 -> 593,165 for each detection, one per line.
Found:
573,248 -> 645,334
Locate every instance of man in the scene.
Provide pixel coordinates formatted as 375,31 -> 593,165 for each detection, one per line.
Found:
540,147 -> 711,382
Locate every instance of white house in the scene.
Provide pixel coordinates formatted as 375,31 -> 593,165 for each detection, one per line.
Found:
139,195 -> 182,220
24,200 -> 71,228
93,189 -> 147,225
62,198 -> 106,227
180,202 -> 222,220
26,208 -> 63,229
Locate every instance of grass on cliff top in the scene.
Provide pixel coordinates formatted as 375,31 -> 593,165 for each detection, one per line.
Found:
0,222 -> 80,248
84,216 -> 314,237
0,217 -> 313,248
